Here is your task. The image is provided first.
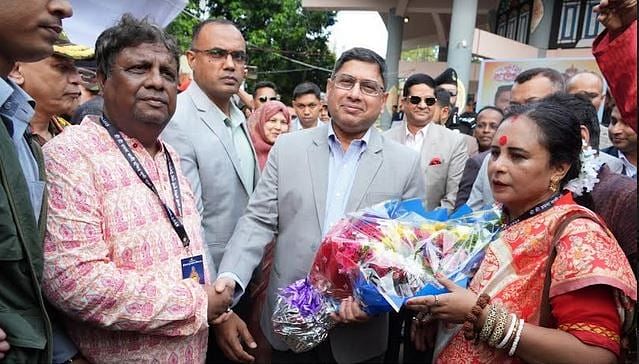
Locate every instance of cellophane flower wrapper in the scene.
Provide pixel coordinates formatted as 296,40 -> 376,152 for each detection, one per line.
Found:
272,278 -> 339,353
310,199 -> 501,314
272,200 -> 501,352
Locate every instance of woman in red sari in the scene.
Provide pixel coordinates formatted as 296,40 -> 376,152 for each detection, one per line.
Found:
406,100 -> 636,363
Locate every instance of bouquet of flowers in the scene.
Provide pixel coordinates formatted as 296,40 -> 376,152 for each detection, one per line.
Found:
272,199 -> 501,352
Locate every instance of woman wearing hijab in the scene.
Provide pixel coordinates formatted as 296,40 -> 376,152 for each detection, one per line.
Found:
249,100 -> 290,170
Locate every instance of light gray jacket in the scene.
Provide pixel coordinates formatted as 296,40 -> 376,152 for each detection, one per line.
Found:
218,123 -> 424,363
161,82 -> 259,273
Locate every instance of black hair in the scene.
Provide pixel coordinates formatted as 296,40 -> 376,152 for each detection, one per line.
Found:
191,18 -> 241,49
292,81 -> 321,101
254,80 -> 277,93
514,67 -> 565,93
434,87 -> 451,108
95,13 -> 179,78
494,84 -> 512,104
332,47 -> 387,89
541,92 -> 600,151
403,73 -> 436,97
476,106 -> 504,120
504,101 -> 582,191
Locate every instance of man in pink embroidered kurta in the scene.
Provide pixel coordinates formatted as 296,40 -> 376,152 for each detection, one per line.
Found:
41,15 -> 233,363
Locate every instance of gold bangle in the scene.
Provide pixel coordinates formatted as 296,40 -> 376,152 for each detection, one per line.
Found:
479,304 -> 499,342
488,307 -> 509,347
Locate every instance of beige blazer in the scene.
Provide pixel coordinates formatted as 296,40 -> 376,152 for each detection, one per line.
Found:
384,121 -> 468,210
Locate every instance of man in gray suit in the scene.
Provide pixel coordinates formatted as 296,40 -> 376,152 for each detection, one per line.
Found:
161,19 -> 259,364
384,73 -> 468,211
213,48 -> 424,363
162,19 -> 258,272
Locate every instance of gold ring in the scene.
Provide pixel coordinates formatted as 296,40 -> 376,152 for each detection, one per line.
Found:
434,295 -> 440,306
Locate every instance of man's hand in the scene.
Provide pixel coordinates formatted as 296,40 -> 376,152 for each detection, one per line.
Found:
410,319 -> 437,352
214,312 -> 257,363
204,283 -> 233,325
329,296 -> 370,324
0,328 -> 9,360
594,0 -> 637,33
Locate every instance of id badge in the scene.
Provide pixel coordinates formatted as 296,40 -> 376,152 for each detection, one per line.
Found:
181,255 -> 205,285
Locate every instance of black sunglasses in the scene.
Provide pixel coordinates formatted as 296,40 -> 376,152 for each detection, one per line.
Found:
408,96 -> 437,106
258,95 -> 280,103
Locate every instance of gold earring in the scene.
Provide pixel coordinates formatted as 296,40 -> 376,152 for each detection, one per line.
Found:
549,177 -> 560,192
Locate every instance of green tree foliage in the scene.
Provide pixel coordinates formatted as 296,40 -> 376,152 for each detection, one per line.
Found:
166,0 -> 337,104
400,46 -> 439,62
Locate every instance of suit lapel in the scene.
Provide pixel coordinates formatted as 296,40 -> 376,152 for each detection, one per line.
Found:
188,84 -> 253,194
241,121 -> 260,187
389,121 -> 408,144
421,124 -> 445,168
346,129 -> 383,212
308,127 -> 330,230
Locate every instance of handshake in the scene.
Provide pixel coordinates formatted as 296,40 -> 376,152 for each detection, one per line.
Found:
204,277 -> 237,325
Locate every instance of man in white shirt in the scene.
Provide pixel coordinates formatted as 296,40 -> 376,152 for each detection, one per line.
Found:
384,73 -> 467,211
603,104 -> 637,178
291,81 -> 323,130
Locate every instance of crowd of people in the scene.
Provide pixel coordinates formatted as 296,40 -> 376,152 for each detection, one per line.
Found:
0,0 -> 636,364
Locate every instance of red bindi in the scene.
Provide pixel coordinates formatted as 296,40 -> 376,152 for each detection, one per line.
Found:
499,135 -> 508,145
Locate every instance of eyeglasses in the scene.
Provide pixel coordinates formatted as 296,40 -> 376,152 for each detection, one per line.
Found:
191,47 -> 248,64
407,96 -> 437,106
258,95 -> 280,103
331,74 -> 384,96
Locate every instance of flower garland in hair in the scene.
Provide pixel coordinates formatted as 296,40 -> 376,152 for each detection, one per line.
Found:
563,146 -> 603,196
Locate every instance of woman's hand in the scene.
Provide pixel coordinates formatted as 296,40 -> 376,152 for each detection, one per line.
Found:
405,274 -> 477,324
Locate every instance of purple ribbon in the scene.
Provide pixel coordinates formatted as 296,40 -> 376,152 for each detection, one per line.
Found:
281,278 -> 324,317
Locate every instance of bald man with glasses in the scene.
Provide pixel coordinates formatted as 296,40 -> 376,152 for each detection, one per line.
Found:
161,19 -> 260,363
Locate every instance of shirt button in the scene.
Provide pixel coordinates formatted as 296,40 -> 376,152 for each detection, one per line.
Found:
132,142 -> 138,148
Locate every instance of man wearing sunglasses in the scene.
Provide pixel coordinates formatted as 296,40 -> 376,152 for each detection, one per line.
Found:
385,73 -> 467,211
161,19 -> 260,364
252,80 -> 279,110
383,73 -> 467,363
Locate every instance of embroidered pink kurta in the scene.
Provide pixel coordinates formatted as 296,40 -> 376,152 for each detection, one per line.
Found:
42,117 -> 210,363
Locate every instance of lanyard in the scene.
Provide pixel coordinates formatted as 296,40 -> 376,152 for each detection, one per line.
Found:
99,116 -> 190,248
502,193 -> 561,229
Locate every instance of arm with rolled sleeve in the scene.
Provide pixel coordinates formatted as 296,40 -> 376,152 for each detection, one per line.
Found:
42,141 -> 208,337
